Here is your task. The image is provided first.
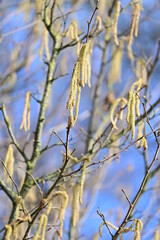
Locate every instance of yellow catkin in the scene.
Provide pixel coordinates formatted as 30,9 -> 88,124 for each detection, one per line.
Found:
5,225 -> 12,240
93,232 -> 99,240
140,136 -> 148,149
66,42 -> 92,127
20,91 -> 31,132
136,121 -> 144,148
79,43 -> 90,87
119,98 -> 127,120
46,199 -> 53,216
154,230 -> 159,240
79,160 -> 88,204
113,1 -> 121,46
54,191 -> 68,240
44,28 -> 50,61
33,214 -> 48,240
67,21 -> 80,55
134,2 -> 140,37
128,1 -> 140,60
99,222 -> 104,238
72,184 -> 80,227
2,145 -> 14,186
134,219 -> 143,240
105,16 -> 111,42
130,78 -> 143,117
131,91 -> 136,139
35,0 -> 43,14
108,40 -> 124,89
136,59 -> 147,83
126,90 -> 133,124
110,97 -> 127,130
90,15 -> 102,35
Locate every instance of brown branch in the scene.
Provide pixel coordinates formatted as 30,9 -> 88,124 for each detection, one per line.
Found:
112,142 -> 160,240
45,125 -> 71,197
97,208 -> 113,237
122,189 -> 132,207
86,0 -> 99,43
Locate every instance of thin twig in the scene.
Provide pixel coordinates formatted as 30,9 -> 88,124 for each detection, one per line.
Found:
86,0 -> 99,43
122,189 -> 132,207
97,208 -> 113,237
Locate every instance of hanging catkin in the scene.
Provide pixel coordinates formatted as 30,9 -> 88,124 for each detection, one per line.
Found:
66,42 -> 92,127
20,91 -> 31,132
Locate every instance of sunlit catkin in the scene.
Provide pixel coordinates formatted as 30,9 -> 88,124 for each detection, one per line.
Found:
72,184 -> 80,227
131,91 -> 136,139
20,91 -> 31,132
126,90 -> 133,125
99,222 -> 104,238
134,219 -> 143,240
136,121 -> 144,148
2,145 -> 14,187
90,15 -> 102,35
128,1 -> 140,61
110,97 -> 127,130
33,214 -> 47,240
66,42 -> 92,127
55,191 -> 68,240
126,90 -> 136,139
67,21 -> 80,55
108,40 -> 124,89
155,230 -> 159,240
129,1 -> 140,45
140,136 -> 148,149
113,1 -> 121,46
79,158 -> 90,204
44,27 -> 50,61
5,225 -> 12,240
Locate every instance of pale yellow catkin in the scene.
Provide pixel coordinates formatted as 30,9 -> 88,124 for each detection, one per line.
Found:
55,191 -> 68,240
93,232 -> 99,240
129,2 -> 140,45
20,91 -> 31,132
2,145 -> 14,186
126,90 -> 133,125
99,222 -> 104,238
44,28 -> 50,61
105,16 -> 111,42
79,160 -> 87,204
134,219 -> 143,240
128,1 -> 140,60
134,2 -> 140,37
110,97 -> 127,130
79,43 -> 90,87
136,121 -> 144,148
66,42 -> 92,127
35,0 -> 43,14
154,230 -> 159,240
67,21 -> 80,55
108,40 -> 124,89
90,15 -> 102,35
119,98 -> 127,120
33,214 -> 48,240
140,136 -> 148,149
5,225 -> 12,240
131,91 -> 136,139
113,1 -> 121,46
72,184 -> 80,227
